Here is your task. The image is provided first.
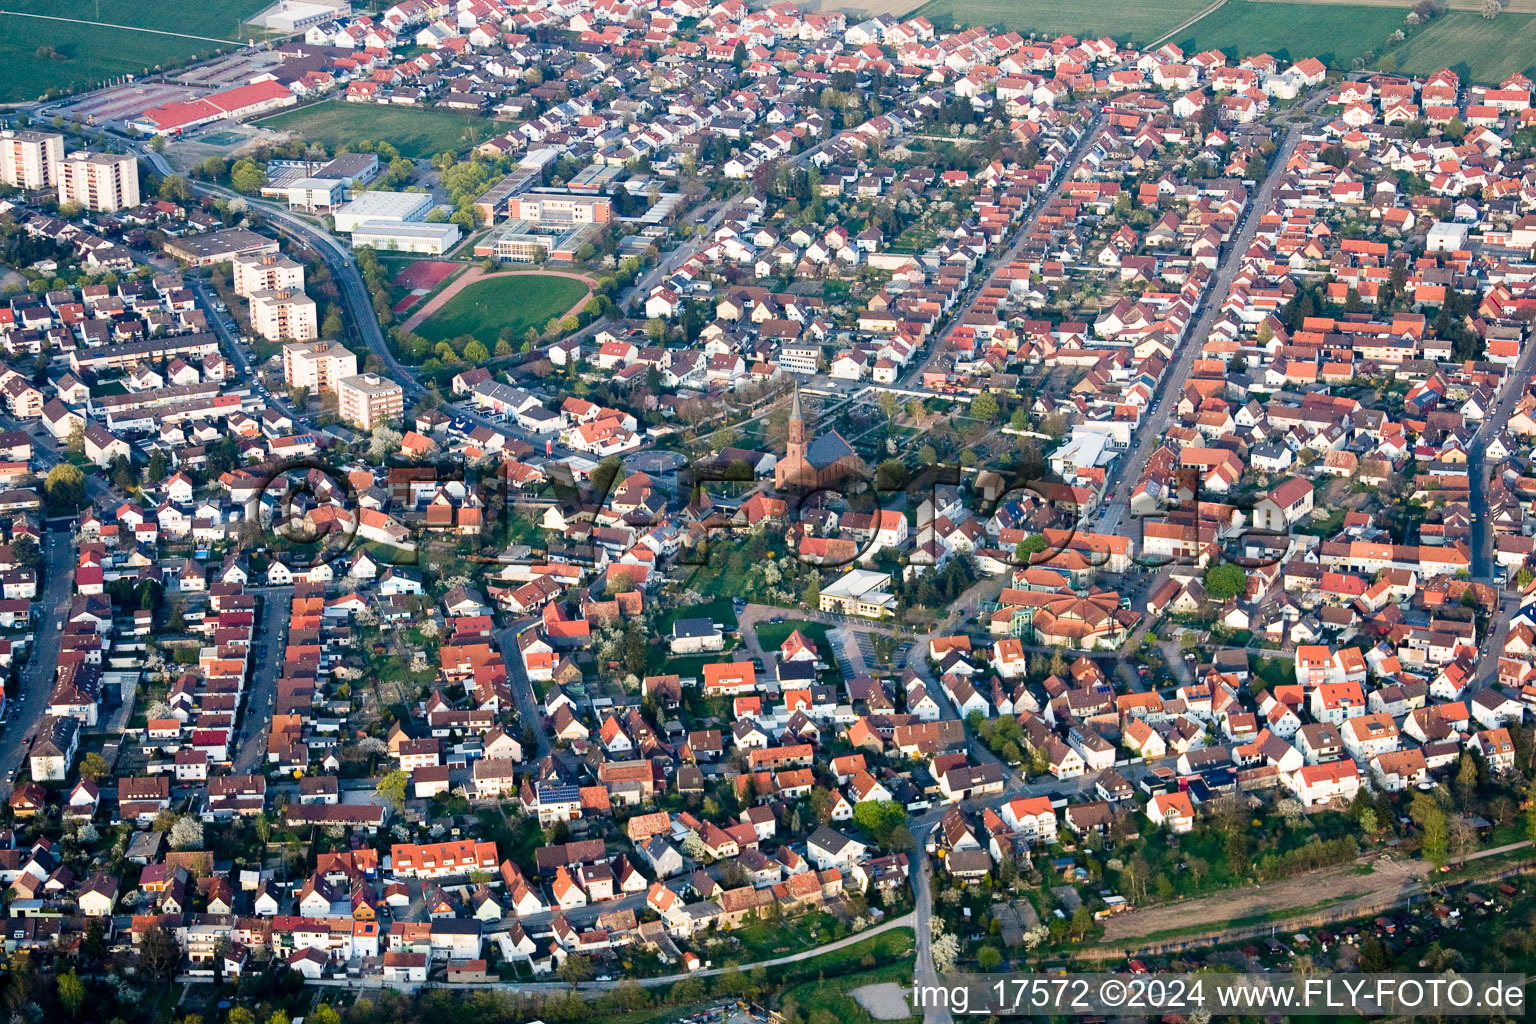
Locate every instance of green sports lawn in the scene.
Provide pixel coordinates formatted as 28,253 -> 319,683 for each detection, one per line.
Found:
0,0 -> 266,102
1174,1 -> 1407,66
415,275 -> 591,347
1377,11 -> 1536,83
911,0 -> 1209,45
255,101 -> 495,160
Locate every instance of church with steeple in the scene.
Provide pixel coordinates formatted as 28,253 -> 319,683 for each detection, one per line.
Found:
774,386 -> 869,491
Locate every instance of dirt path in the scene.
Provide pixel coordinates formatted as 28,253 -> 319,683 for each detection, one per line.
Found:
1101,855 -> 1427,943
1147,0 -> 1230,49
398,266 -> 598,334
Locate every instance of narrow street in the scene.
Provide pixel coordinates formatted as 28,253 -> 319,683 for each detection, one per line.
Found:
0,529 -> 75,790
495,615 -> 552,758
233,586 -> 293,774
1094,110 -> 1316,534
902,110 -> 1109,389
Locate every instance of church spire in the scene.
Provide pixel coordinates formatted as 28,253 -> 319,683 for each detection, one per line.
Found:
787,384 -> 805,452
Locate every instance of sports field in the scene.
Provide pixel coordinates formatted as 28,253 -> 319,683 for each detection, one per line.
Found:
1377,11 -> 1536,83
256,101 -> 495,160
414,274 -> 592,347
1174,1 -> 1406,66
911,0 -> 1209,44
0,0 -> 265,102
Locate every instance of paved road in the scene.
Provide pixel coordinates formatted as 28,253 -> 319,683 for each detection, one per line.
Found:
188,278 -> 303,422
903,110 -> 1106,389
1093,110 -> 1316,538
0,529 -> 75,789
494,615 -> 552,758
1467,316 -> 1536,580
233,586 -> 293,773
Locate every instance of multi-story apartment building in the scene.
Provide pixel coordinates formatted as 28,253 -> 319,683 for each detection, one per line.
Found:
232,252 -> 306,298
249,288 -> 317,343
0,130 -> 64,190
57,152 -> 140,212
336,372 -> 404,430
282,340 -> 357,392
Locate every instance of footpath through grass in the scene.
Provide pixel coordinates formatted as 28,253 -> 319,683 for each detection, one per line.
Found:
414,274 -> 590,346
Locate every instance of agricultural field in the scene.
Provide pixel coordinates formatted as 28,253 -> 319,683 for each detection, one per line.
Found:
255,101 -> 495,160
1377,11 -> 1536,83
413,274 -> 591,347
0,0 -> 265,102
1173,0 -> 1407,66
910,0 -> 1209,45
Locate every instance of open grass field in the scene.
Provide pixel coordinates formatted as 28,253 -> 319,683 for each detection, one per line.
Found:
1173,1 -> 1406,66
1377,11 -> 1536,83
414,273 -> 590,346
0,0 -> 266,102
910,0 -> 1209,45
754,619 -> 835,661
255,101 -> 495,160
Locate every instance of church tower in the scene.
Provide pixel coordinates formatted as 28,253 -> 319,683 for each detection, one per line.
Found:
786,385 -> 806,461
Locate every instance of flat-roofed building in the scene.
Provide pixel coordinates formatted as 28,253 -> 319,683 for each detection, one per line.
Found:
819,569 -> 895,618
337,372 -> 404,430
250,288 -> 318,342
283,339 -> 357,392
0,130 -> 63,190
350,221 -> 460,254
332,190 -> 433,233
233,252 -> 305,297
58,152 -> 139,212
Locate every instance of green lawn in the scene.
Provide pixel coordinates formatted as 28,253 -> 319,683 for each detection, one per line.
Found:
1174,1 -> 1408,66
1379,11 -> 1536,83
255,100 -> 496,160
414,274 -> 590,346
754,619 -> 835,662
658,597 -> 739,633
774,930 -> 919,1024
0,0 -> 266,101
912,0 -> 1209,45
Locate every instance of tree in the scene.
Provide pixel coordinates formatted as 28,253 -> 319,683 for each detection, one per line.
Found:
230,158 -> 268,193
557,953 -> 594,986
56,970 -> 85,1018
852,800 -> 908,846
877,390 -> 898,421
78,752 -> 109,783
976,946 -> 1002,970
376,769 -> 408,809
931,933 -> 960,972
1204,562 -> 1249,602
1412,792 -> 1449,866
970,391 -> 999,420
368,424 -> 403,459
139,924 -> 181,981
146,450 -> 168,485
10,534 -> 36,569
1014,534 -> 1047,564
1483,0 -> 1502,17
170,815 -> 204,850
463,339 -> 489,363
44,462 -> 85,513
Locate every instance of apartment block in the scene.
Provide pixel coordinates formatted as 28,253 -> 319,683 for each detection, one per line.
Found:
0,130 -> 64,190
233,252 -> 306,298
337,372 -> 404,430
57,152 -> 140,212
249,289 -> 317,343
283,340 -> 358,392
